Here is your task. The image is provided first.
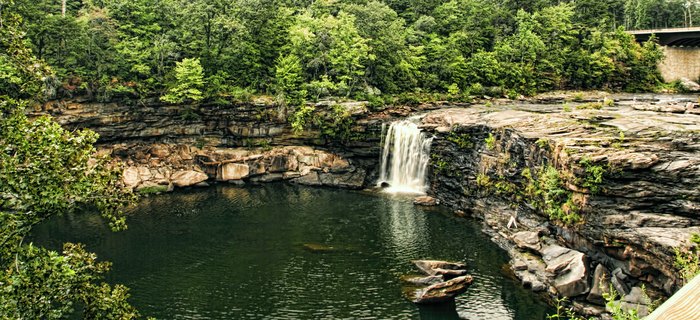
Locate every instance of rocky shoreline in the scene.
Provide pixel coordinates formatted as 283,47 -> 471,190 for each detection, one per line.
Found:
38,92 -> 700,318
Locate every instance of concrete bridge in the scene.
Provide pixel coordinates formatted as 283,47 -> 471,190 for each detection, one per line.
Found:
629,27 -> 700,83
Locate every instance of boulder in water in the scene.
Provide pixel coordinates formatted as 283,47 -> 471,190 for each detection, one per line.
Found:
402,260 -> 472,305
401,274 -> 445,286
408,275 -> 474,304
413,260 -> 467,278
413,196 -> 439,206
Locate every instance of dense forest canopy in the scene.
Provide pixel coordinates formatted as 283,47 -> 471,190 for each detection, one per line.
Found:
3,0 -> 695,103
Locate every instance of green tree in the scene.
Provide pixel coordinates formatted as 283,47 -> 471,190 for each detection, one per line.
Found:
275,53 -> 306,106
344,1 -> 420,93
1,11 -> 140,316
286,9 -> 373,98
0,97 -> 139,318
0,0 -> 54,98
161,57 -> 205,104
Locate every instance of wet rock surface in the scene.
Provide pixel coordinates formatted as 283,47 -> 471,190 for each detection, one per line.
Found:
402,260 -> 473,304
409,275 -> 474,304
413,196 -> 440,206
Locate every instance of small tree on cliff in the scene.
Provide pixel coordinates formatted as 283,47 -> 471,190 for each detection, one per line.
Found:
160,57 -> 205,104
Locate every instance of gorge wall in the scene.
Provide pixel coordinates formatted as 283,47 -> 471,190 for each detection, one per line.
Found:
37,97 -> 387,191
38,93 -> 700,317
422,96 -> 700,316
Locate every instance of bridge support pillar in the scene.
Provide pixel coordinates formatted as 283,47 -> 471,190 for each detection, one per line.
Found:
659,46 -> 700,82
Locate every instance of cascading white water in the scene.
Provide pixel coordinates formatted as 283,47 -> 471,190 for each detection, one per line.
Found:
377,118 -> 433,194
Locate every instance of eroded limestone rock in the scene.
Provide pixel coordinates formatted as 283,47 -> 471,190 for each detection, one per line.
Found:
407,275 -> 474,304
413,196 -> 439,206
217,163 -> 250,181
542,245 -> 589,297
171,170 -> 208,187
587,264 -> 612,305
512,231 -> 542,252
423,98 -> 699,302
123,166 -> 141,188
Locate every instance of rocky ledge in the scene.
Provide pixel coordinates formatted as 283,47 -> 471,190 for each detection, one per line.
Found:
115,143 -> 368,192
422,96 -> 699,316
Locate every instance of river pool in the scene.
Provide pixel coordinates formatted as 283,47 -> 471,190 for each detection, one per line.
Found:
33,184 -> 551,319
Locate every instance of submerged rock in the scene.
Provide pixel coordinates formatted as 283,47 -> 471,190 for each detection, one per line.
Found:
302,243 -> 336,253
408,275 -> 474,304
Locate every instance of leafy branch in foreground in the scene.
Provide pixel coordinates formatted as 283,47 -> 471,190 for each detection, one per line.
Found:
0,97 -> 140,319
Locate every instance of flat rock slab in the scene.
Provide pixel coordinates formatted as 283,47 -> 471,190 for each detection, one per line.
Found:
400,274 -> 445,286
408,275 -> 474,304
512,231 -> 542,252
413,196 -> 439,206
413,260 -> 468,278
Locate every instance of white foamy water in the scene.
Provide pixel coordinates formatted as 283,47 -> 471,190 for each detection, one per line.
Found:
377,118 -> 433,194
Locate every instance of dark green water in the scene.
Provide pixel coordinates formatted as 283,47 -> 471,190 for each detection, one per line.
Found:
33,184 -> 551,319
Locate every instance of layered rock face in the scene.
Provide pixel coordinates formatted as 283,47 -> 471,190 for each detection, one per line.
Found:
116,144 -> 369,190
423,95 -> 700,313
38,97 -> 381,153
37,98 -> 386,190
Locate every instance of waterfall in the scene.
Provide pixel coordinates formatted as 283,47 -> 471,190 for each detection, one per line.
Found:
377,118 -> 433,194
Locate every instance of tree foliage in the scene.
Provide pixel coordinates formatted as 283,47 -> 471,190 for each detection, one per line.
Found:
160,58 -> 205,103
2,0 -> 679,103
1,6 -> 140,317
0,97 -> 140,318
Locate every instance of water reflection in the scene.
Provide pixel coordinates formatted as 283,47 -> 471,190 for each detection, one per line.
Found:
419,300 -> 461,320
381,194 -> 429,263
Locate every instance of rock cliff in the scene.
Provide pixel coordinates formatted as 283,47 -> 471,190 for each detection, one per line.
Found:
36,98 -> 387,190
422,95 -> 700,315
